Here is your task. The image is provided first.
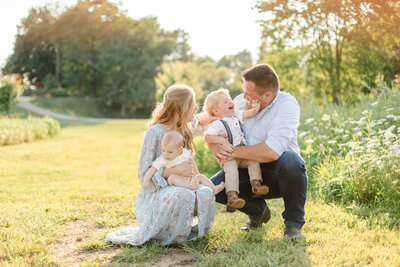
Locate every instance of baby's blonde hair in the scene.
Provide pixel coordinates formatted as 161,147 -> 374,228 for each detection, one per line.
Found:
161,130 -> 184,149
148,84 -> 196,153
203,88 -> 230,116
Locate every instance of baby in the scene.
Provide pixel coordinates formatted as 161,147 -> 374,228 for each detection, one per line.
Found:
142,130 -> 225,195
204,88 -> 269,212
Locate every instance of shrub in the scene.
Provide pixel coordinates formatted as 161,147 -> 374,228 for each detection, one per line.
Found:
0,117 -> 60,146
194,138 -> 221,178
0,75 -> 23,113
300,80 -> 400,227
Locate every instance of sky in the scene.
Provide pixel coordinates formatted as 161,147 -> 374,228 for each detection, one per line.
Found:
0,0 -> 264,68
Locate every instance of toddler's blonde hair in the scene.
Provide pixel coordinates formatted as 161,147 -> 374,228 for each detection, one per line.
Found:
203,88 -> 230,116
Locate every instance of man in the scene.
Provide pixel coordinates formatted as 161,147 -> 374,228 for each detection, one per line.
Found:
208,63 -> 307,239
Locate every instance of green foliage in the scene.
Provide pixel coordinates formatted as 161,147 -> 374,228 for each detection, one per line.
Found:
299,80 -> 400,227
3,0 -> 190,117
156,50 -> 253,109
0,75 -> 23,113
256,0 -> 400,104
194,137 -> 221,178
259,47 -> 309,98
0,117 -> 60,145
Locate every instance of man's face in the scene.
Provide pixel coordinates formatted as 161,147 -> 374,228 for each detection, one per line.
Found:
243,80 -> 273,110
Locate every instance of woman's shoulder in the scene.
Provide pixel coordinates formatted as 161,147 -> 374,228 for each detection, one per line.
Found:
145,123 -> 166,138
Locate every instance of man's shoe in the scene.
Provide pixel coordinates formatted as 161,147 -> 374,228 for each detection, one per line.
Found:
283,225 -> 302,240
240,207 -> 271,231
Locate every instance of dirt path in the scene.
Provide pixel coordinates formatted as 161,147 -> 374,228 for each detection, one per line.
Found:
15,97 -> 122,123
50,220 -> 119,266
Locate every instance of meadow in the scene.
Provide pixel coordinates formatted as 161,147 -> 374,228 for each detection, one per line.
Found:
1,86 -> 399,266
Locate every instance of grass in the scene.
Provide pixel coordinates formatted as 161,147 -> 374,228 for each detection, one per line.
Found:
30,96 -> 114,118
1,119 -> 399,266
0,117 -> 60,145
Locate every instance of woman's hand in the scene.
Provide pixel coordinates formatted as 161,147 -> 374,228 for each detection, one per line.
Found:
163,161 -> 194,178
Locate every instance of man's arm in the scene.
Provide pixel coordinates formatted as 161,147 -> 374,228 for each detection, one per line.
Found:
233,142 -> 279,163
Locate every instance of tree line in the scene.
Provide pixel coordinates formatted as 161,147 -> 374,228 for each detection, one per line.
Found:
2,0 -> 399,117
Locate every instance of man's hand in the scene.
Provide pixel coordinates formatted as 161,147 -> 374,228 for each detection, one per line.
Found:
208,143 -> 233,166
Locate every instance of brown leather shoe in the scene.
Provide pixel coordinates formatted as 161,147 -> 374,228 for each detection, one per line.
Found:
240,206 -> 271,231
226,191 -> 245,212
283,225 -> 302,240
251,180 -> 269,198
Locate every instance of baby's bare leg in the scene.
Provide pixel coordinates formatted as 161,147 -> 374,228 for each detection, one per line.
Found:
168,174 -> 199,190
194,174 -> 225,195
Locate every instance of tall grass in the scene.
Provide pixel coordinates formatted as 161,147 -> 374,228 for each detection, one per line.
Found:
298,81 -> 400,228
0,117 -> 60,145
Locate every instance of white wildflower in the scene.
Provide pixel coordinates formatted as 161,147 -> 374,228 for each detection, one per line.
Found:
322,114 -> 330,121
371,102 -> 378,106
335,129 -> 344,134
328,140 -> 337,144
387,108 -> 395,112
354,131 -> 363,137
306,147 -> 314,153
386,114 -> 395,119
362,110 -> 369,115
299,131 -> 307,138
305,118 -> 314,124
305,139 -> 314,144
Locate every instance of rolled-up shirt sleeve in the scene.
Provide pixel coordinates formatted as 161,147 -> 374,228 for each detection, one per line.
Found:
265,99 -> 300,156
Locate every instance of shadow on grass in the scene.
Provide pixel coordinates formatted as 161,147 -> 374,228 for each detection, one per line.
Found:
103,230 -> 311,266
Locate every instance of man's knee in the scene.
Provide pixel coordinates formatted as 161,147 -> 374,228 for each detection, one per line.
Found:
211,170 -> 225,185
277,151 -> 307,185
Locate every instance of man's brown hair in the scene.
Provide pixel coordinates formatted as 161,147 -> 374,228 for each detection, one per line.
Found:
241,63 -> 280,95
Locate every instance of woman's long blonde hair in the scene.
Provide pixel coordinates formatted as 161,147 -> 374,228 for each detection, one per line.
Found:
147,84 -> 196,153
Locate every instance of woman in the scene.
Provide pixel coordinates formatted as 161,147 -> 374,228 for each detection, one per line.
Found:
106,84 -> 215,245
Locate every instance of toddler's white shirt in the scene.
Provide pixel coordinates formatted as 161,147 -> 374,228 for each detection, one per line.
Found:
152,148 -> 192,170
205,110 -> 246,146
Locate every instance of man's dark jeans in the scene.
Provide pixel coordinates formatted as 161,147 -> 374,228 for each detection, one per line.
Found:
211,151 -> 308,229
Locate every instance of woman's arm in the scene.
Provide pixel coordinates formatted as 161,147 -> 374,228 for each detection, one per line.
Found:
138,128 -> 168,188
142,166 -> 157,189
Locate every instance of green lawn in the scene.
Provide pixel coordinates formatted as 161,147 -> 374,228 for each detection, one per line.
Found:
1,120 -> 399,266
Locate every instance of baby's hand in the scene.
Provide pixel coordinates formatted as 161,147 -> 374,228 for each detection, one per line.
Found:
251,100 -> 261,112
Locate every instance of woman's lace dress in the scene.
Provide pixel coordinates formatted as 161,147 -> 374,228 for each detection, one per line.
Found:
106,123 -> 215,245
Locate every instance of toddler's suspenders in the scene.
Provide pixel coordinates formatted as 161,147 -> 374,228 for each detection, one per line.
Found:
220,118 -> 245,145
220,119 -> 233,144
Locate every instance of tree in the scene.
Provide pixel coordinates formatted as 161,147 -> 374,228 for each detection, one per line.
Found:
256,0 -> 400,104
3,6 -> 56,86
100,17 -> 180,117
259,47 -> 309,97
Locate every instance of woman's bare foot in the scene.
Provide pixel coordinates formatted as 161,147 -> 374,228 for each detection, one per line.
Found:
213,182 -> 225,195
